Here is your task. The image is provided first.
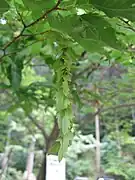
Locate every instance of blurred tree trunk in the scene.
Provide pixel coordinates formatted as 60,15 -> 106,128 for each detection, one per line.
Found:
37,151 -> 47,180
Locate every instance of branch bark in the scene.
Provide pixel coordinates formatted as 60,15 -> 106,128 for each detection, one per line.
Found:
28,115 -> 48,141
47,117 -> 59,149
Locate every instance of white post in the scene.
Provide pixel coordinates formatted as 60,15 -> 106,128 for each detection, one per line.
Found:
23,137 -> 36,180
95,105 -> 101,177
46,155 -> 66,180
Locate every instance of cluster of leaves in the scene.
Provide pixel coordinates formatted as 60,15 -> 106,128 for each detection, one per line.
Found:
101,137 -> 135,180
53,54 -> 74,159
3,168 -> 23,180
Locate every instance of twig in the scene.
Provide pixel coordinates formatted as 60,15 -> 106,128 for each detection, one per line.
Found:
56,7 -> 67,11
15,4 -> 26,28
117,23 -> 135,33
31,64 -> 46,67
73,63 -> 100,80
94,103 -> 135,116
22,29 -> 52,37
119,18 -> 135,32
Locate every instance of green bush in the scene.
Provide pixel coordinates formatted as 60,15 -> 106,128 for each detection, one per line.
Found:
9,146 -> 27,172
66,132 -> 95,180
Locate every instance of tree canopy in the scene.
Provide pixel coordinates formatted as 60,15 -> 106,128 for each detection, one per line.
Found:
1,0 -> 135,162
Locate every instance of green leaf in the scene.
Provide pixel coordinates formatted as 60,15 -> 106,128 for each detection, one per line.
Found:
62,80 -> 69,96
56,91 -> 64,111
45,56 -> 54,66
60,0 -> 76,9
7,63 -> 23,91
61,119 -> 70,135
77,0 -> 90,5
7,104 -> 19,113
91,0 -> 135,21
11,68 -> 21,89
63,98 -> 71,109
78,38 -> 105,52
58,132 -> 74,161
81,13 -> 121,49
48,14 -> 82,36
21,101 -> 32,115
31,42 -> 42,55
60,109 -> 71,135
76,0 -> 92,10
72,89 -> 82,108
7,58 -> 23,91
0,0 -> 9,15
14,0 -> 24,5
0,83 -> 10,89
48,141 -> 60,155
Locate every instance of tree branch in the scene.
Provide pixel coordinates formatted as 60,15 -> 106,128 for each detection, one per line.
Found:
28,115 -> 48,141
94,103 -> 135,116
49,117 -> 59,141
73,63 -> 100,81
46,116 -> 59,150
